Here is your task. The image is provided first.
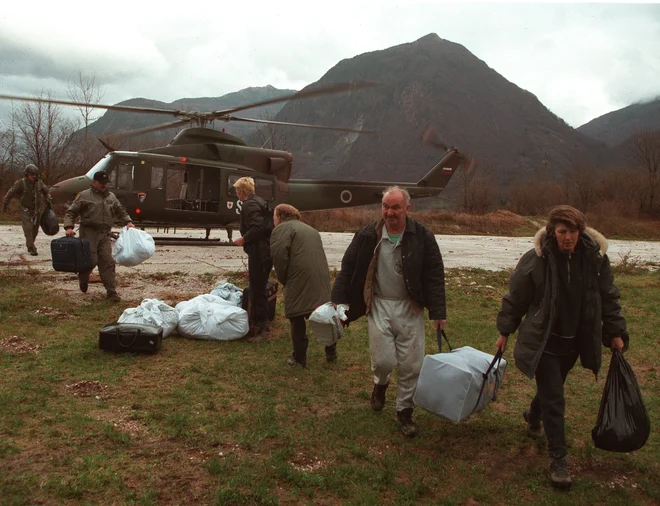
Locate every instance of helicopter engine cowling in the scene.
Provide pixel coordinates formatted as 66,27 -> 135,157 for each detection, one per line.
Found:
268,157 -> 292,183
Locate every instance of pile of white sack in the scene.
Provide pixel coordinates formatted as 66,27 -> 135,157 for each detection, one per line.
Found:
176,294 -> 248,341
117,283 -> 249,341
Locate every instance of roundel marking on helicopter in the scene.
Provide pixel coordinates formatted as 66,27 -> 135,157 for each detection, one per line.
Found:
340,190 -> 353,204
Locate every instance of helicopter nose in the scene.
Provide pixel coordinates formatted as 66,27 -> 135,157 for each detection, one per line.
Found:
50,175 -> 92,204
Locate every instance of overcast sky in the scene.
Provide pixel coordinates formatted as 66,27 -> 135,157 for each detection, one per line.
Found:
1,1 -> 659,128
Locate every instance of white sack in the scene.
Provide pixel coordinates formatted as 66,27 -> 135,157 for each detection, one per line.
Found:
175,294 -> 233,314
113,227 -> 155,267
413,346 -> 507,423
177,301 -> 249,341
309,302 -> 348,347
210,282 -> 243,307
118,298 -> 178,337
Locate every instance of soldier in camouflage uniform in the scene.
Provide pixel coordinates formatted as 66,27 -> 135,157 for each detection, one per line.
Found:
63,171 -> 134,302
2,164 -> 52,256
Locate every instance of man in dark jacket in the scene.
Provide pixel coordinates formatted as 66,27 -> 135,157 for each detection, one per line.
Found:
233,177 -> 273,341
2,164 -> 51,256
496,205 -> 628,490
270,203 -> 336,366
332,186 -> 446,437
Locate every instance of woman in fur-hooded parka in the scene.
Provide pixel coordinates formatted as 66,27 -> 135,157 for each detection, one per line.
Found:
497,226 -> 629,379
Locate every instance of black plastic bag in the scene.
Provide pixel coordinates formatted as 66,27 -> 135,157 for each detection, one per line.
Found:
40,208 -> 59,236
592,349 -> 650,452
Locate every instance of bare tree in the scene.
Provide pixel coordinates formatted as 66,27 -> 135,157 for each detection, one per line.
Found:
255,117 -> 288,151
67,72 -> 105,168
12,91 -> 77,184
629,130 -> 660,215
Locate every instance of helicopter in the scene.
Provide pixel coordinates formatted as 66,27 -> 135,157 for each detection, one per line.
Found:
0,82 -> 465,241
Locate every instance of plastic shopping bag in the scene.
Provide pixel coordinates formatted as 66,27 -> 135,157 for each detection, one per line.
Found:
309,302 -> 348,346
113,227 -> 155,267
591,349 -> 650,452
118,298 -> 179,337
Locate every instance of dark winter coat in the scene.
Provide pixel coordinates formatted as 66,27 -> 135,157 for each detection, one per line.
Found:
270,217 -> 331,318
497,227 -> 629,379
331,216 -> 446,323
239,194 -> 272,263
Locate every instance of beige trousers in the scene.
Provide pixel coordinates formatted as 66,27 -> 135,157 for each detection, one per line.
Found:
19,208 -> 39,251
79,227 -> 116,293
368,297 -> 426,411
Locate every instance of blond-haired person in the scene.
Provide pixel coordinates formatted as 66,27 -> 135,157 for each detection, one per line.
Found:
233,177 -> 273,340
270,204 -> 337,366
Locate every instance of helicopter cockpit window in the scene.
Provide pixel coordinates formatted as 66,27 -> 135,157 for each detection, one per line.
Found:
117,163 -> 133,191
151,166 -> 164,189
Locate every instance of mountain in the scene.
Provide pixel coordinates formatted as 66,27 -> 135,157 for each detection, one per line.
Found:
84,85 -> 296,143
271,34 -> 610,186
578,98 -> 660,147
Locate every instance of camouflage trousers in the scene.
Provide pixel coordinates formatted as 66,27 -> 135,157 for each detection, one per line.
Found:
18,207 -> 39,251
78,227 -> 116,293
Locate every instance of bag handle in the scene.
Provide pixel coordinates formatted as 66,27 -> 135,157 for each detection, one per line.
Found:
468,349 -> 504,417
115,327 -> 140,349
436,328 -> 453,352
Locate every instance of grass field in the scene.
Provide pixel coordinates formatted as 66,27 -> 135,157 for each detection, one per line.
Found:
0,267 -> 658,505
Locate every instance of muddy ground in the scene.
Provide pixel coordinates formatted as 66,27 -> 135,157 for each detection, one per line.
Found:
1,224 -> 658,304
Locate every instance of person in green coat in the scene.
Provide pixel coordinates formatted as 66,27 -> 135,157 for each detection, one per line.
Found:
270,204 -> 336,367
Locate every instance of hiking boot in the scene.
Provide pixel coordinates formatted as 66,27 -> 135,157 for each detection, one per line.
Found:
79,277 -> 88,293
396,408 -> 419,438
247,328 -> 267,343
523,407 -> 545,440
549,456 -> 572,489
106,292 -> 121,302
370,383 -> 388,412
285,355 -> 305,368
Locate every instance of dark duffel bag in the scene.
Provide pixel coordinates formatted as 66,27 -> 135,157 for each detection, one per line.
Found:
51,236 -> 93,273
99,322 -> 163,354
40,208 -> 60,236
242,279 -> 278,322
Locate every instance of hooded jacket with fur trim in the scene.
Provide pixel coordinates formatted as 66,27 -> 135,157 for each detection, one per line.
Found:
497,227 -> 628,379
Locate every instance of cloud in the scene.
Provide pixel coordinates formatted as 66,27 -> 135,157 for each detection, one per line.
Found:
0,1 -> 659,128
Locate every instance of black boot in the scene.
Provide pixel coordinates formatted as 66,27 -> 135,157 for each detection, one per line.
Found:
396,408 -> 419,438
549,455 -> 572,489
370,383 -> 388,411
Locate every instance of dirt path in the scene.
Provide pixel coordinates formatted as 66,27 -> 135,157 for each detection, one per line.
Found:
1,224 -> 658,303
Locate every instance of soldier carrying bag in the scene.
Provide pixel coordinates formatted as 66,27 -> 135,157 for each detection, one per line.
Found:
99,322 -> 163,354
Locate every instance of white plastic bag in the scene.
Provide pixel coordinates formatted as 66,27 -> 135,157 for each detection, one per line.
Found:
118,298 -> 179,337
177,301 -> 249,341
175,294 -> 233,314
309,302 -> 348,346
113,227 -> 155,267
210,282 -> 243,307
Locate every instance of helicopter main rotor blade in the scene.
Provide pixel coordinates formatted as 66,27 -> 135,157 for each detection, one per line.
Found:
117,119 -> 193,139
213,81 -> 381,117
0,94 -> 184,117
227,115 -> 376,135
